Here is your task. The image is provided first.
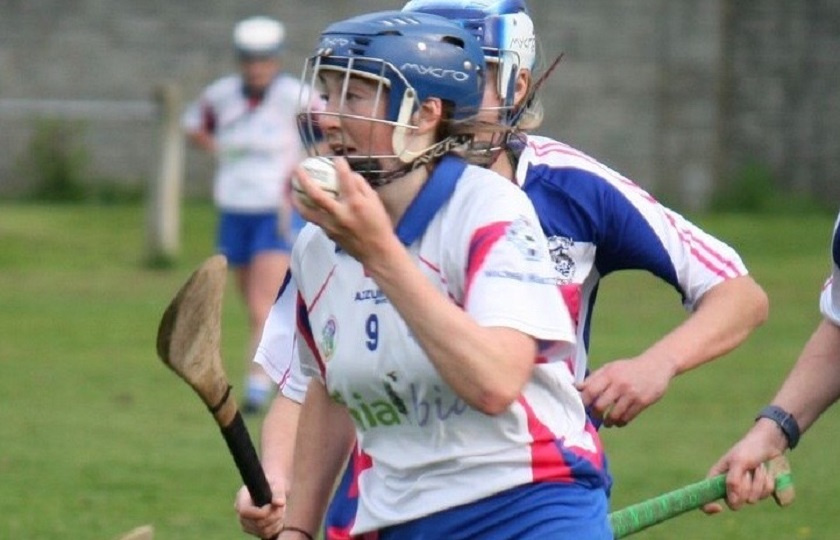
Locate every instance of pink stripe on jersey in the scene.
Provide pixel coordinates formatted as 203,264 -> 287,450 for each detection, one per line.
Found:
464,221 -> 510,306
309,265 -> 337,312
559,283 -> 582,327
662,212 -> 740,279
527,138 -> 742,280
419,255 -> 461,306
517,395 -> 573,483
277,365 -> 291,389
518,395 -> 605,484
527,140 -> 659,205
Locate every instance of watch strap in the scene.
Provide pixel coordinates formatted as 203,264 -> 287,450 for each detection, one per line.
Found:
756,405 -> 801,450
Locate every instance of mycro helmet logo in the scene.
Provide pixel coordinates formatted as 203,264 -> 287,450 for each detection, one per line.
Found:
400,62 -> 471,82
321,37 -> 350,48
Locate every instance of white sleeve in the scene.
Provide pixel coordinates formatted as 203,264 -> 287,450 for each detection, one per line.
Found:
279,343 -> 311,404
452,174 -> 576,354
254,272 -> 298,385
819,213 -> 840,326
287,227 -> 327,388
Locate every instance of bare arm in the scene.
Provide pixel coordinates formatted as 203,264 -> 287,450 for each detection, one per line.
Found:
282,379 -> 356,538
767,319 -> 840,431
235,394 -> 301,538
364,237 -> 538,415
580,275 -> 769,426
185,130 -> 217,154
261,395 -> 302,492
705,318 -> 840,511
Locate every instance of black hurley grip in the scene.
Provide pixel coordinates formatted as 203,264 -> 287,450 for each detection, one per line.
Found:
220,411 -> 273,506
221,412 -> 278,540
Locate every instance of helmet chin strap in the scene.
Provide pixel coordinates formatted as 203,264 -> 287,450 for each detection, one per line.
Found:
361,89 -> 472,188
391,90 -> 456,165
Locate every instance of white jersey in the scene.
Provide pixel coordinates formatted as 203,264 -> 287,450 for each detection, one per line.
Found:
291,157 -> 604,534
819,212 -> 840,325
182,74 -> 314,212
513,135 -> 748,381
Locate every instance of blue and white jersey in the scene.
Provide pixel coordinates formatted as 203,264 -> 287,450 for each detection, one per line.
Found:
819,212 -> 840,325
291,156 -> 604,535
258,135 -> 751,394
182,74 -> 316,212
514,135 -> 749,382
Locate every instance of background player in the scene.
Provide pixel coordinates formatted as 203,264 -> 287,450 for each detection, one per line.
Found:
704,210 -> 840,513
182,16 -> 313,413
236,1 -> 769,536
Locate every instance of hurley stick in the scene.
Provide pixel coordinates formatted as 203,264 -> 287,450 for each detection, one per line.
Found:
156,255 -> 275,539
609,455 -> 794,538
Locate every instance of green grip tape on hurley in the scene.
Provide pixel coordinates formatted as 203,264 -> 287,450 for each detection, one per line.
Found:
609,475 -> 726,538
609,457 -> 794,539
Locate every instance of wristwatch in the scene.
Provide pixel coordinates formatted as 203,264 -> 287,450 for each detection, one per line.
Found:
755,405 -> 801,450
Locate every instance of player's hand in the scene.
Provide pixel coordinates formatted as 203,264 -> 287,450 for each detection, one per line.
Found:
576,355 -> 675,427
702,420 -> 786,514
292,157 -> 398,265
234,481 -> 287,538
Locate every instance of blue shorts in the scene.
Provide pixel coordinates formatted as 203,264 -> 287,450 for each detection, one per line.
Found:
377,482 -> 612,540
217,211 -> 289,266
325,460 -> 612,540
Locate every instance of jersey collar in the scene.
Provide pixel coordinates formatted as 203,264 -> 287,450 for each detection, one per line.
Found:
394,155 -> 467,246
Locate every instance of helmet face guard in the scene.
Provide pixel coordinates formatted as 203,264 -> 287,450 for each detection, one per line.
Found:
297,54 -> 422,184
296,11 -> 486,186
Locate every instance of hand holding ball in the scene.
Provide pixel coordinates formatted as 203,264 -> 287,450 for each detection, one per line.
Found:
292,157 -> 339,208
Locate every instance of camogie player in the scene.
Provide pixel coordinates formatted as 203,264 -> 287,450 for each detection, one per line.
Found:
182,16 -> 317,413
705,211 -> 840,513
277,10 -> 611,540
237,1 -> 768,537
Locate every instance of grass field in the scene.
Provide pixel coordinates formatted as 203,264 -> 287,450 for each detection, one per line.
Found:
1,201 -> 838,539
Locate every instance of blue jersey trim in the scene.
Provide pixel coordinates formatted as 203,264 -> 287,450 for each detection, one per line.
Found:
521,163 -> 684,298
275,269 -> 293,302
832,219 -> 840,268
394,155 -> 466,246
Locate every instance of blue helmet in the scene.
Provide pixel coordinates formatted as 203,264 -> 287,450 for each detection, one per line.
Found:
298,10 -> 487,184
402,0 -> 536,123
311,10 -> 485,122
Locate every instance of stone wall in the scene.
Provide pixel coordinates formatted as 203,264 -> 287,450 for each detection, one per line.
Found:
0,0 -> 836,208
722,0 -> 840,203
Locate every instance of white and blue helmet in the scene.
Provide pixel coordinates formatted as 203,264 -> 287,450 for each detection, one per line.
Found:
298,10 -> 486,184
402,0 -> 536,124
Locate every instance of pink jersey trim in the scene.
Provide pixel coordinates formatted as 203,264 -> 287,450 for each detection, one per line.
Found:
464,221 -> 510,307
518,395 -> 605,484
527,139 -> 743,280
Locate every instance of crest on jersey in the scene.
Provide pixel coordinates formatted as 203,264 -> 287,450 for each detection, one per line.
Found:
547,235 -> 575,284
320,317 -> 338,361
505,216 -> 544,261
